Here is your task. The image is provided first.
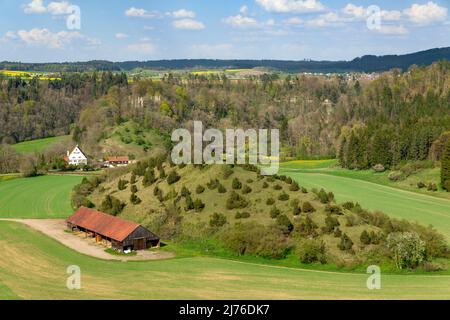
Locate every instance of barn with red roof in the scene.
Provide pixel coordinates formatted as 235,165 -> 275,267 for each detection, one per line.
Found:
67,207 -> 160,251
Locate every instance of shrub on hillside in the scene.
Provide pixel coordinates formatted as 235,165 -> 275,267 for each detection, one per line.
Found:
207,179 -> 220,190
181,186 -> 191,197
387,232 -> 426,269
131,185 -> 138,193
232,178 -> 242,190
266,198 -> 275,206
235,211 -> 251,219
226,191 -> 249,210
293,206 -> 302,216
130,173 -> 136,184
301,187 -> 308,194
276,214 -> 294,235
262,181 -> 269,189
193,199 -> 205,212
270,206 -> 281,219
338,233 -> 354,251
196,185 -> 205,194
325,204 -> 343,215
218,184 -> 227,194
118,179 -> 128,191
278,192 -> 290,201
322,215 -> 340,234
273,184 -> 283,191
143,168 -> 156,187
210,213 -> 227,228
100,195 -> 125,216
427,183 -> 438,192
302,201 -> 315,213
289,182 -> 300,192
242,184 -> 252,194
295,216 -> 318,238
297,239 -> 327,264
130,193 -> 142,205
167,170 -> 181,185
222,165 -> 234,179
184,195 -> 194,211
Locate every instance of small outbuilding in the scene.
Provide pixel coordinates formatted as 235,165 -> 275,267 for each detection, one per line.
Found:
67,207 -> 160,251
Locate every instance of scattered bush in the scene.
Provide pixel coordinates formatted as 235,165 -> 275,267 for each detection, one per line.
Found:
130,193 -> 142,205
242,184 -> 252,194
270,206 -> 281,219
427,183 -> 438,192
118,179 -> 128,191
295,216 -> 318,238
196,185 -> 205,194
100,195 -> 125,216
210,213 -> 227,228
325,204 -> 343,215
273,184 -> 283,191
226,191 -> 249,210
130,173 -> 136,184
293,206 -> 302,216
207,179 -> 220,190
143,169 -> 156,187
232,178 -> 242,190
322,215 -> 340,234
297,239 -> 327,264
276,214 -> 294,234
235,211 -> 251,219
387,232 -> 426,269
417,181 -> 426,189
338,233 -> 354,251
289,182 -> 300,191
185,195 -> 194,211
342,202 -> 355,210
301,187 -> 308,194
181,186 -> 191,197
222,165 -> 234,179
193,199 -> 205,212
302,201 -> 315,213
262,181 -> 269,189
266,198 -> 275,205
167,170 -> 181,185
218,184 -> 227,194
388,171 -> 404,181
131,185 -> 138,193
278,192 -> 290,201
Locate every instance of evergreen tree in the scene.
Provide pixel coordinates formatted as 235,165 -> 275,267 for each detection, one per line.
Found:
441,140 -> 450,191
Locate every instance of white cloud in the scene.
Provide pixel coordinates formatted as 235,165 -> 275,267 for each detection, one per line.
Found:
23,0 -> 47,13
11,28 -> 81,48
306,12 -> 347,27
115,33 -> 129,39
224,14 -> 261,28
125,7 -> 160,19
403,1 -> 448,25
172,19 -> 205,30
24,0 -> 74,15
47,1 -> 72,15
168,9 -> 196,18
255,0 -> 325,13
240,5 -> 248,14
342,4 -> 401,21
374,24 -> 408,35
342,4 -> 365,19
127,42 -> 156,55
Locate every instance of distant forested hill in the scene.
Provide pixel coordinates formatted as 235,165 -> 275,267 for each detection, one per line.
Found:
1,47 -> 450,73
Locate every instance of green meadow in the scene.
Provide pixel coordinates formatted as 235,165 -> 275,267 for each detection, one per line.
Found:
0,221 -> 449,300
12,136 -> 70,154
0,175 -> 83,218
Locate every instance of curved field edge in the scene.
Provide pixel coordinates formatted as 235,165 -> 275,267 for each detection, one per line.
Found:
0,175 -> 83,219
1,221 -> 450,300
279,169 -> 450,241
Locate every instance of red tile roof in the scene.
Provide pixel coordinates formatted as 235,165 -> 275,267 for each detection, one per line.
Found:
67,207 -> 140,242
106,156 -> 129,162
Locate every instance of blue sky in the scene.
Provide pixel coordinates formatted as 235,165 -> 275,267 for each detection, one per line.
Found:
0,0 -> 449,62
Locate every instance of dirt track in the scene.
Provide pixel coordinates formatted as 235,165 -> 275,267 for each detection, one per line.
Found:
0,219 -> 174,261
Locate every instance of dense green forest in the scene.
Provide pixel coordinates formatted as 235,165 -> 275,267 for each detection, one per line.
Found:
1,61 -> 450,175
2,47 -> 450,73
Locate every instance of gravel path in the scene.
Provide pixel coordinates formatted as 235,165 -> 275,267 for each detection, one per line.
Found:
0,219 -> 174,261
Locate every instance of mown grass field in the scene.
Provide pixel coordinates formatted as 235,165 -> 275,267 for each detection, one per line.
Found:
280,162 -> 450,241
0,175 -> 83,218
12,136 -> 70,154
0,221 -> 449,300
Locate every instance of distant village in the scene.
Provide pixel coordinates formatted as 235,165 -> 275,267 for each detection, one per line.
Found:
64,145 -> 134,169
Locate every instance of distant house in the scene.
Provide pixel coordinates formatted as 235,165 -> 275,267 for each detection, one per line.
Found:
104,156 -> 130,168
67,207 -> 160,251
64,145 -> 88,166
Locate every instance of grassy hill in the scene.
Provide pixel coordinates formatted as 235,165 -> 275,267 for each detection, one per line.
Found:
78,161 -> 449,272
12,136 -> 71,154
0,175 -> 83,218
1,220 -> 449,300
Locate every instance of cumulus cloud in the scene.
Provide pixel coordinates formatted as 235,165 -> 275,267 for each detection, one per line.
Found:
172,19 -> 205,30
240,5 -> 248,14
403,1 -> 448,25
115,33 -> 129,39
8,28 -> 81,48
168,9 -> 196,18
224,14 -> 261,28
374,24 -> 409,35
306,12 -> 348,27
23,0 -> 47,13
24,0 -> 74,15
283,17 -> 303,25
125,7 -> 160,19
255,0 -> 325,13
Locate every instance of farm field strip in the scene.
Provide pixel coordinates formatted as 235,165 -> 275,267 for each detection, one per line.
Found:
0,175 -> 83,218
280,170 -> 450,240
12,135 -> 70,154
0,221 -> 450,300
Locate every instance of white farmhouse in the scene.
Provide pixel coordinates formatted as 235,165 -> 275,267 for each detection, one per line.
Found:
65,145 -> 88,166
